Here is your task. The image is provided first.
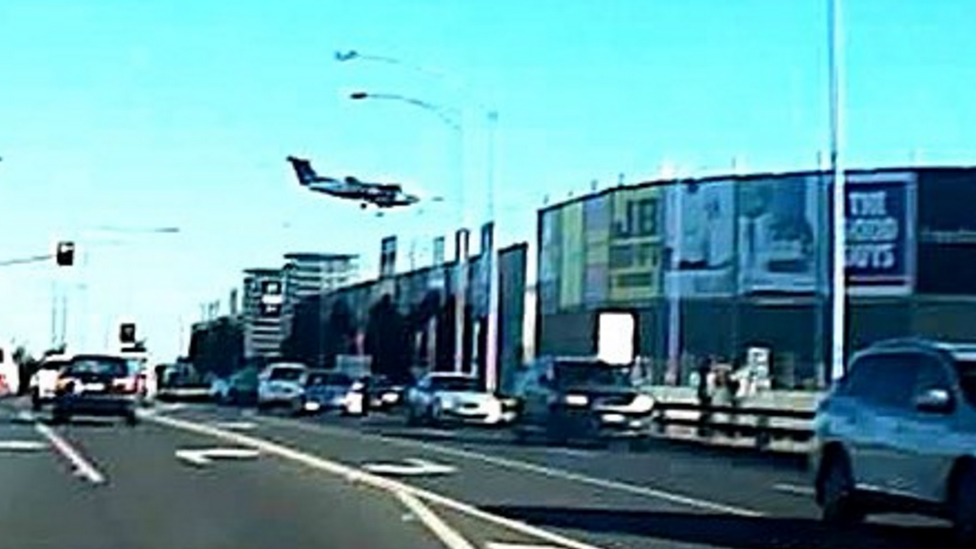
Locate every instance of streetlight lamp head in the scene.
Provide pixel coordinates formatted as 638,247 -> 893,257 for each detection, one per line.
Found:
349,91 -> 369,100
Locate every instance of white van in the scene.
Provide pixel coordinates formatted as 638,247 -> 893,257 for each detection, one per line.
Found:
0,345 -> 20,397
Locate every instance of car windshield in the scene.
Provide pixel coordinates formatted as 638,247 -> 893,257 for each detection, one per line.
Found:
67,357 -> 130,378
429,377 -> 478,392
269,367 -> 305,381
555,363 -> 634,388
307,373 -> 352,387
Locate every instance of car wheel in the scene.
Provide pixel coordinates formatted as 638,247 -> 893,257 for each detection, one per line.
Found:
429,401 -> 443,427
51,408 -> 68,425
545,417 -> 568,446
512,420 -> 531,445
951,465 -> 976,547
406,405 -> 421,426
124,410 -> 139,427
819,452 -> 864,526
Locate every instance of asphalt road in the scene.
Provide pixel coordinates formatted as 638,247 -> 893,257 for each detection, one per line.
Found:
0,397 -> 952,549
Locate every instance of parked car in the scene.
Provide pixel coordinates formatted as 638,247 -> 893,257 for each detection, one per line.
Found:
51,354 -> 142,426
341,375 -> 406,415
30,354 -> 71,410
256,362 -> 308,410
511,356 -> 654,446
811,338 -> 976,546
405,372 -> 517,427
217,367 -> 259,406
294,370 -> 355,415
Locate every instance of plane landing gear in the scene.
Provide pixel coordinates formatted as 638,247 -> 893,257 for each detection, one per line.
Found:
360,202 -> 368,209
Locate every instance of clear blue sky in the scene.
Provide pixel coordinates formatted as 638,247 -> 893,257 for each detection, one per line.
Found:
1,0 -> 974,359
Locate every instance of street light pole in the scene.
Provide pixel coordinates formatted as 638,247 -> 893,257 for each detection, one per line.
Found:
828,0 -> 847,382
348,90 -> 469,374
340,52 -> 502,383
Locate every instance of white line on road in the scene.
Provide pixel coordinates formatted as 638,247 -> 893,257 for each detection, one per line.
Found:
33,423 -> 106,485
261,415 -> 763,518
212,421 -> 257,431
147,413 -> 605,549
773,483 -> 815,497
0,440 -> 47,452
395,489 -> 477,549
485,541 -> 559,549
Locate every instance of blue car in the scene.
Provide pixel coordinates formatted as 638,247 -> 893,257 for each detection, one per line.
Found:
295,371 -> 355,415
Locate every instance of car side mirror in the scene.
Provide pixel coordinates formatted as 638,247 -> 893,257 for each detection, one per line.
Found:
915,388 -> 954,414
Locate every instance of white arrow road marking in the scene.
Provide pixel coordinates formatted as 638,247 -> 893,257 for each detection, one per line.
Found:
395,489 -> 476,549
773,483 -> 815,497
175,447 -> 260,466
0,440 -> 47,452
34,423 -> 105,484
212,421 -> 257,431
362,458 -> 456,476
149,414 -> 605,549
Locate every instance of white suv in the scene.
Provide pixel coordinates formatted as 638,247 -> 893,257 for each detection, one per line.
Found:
30,355 -> 71,410
257,362 -> 308,411
812,338 -> 976,546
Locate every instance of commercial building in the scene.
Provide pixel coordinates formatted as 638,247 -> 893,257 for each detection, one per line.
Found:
242,267 -> 285,361
536,166 -> 976,388
281,252 -> 359,344
284,229 -> 530,391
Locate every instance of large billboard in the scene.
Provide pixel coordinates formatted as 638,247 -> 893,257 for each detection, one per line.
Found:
845,172 -> 915,295
559,202 -> 585,309
583,194 -> 611,306
737,175 -> 821,295
608,185 -> 665,302
663,180 -> 736,297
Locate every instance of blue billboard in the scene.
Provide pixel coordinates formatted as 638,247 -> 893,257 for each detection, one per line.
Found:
845,172 -> 916,295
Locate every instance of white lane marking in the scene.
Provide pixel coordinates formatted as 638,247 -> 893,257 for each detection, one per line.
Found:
363,458 -> 457,476
175,447 -> 260,466
33,423 -> 106,485
212,421 -> 257,431
147,413 -> 605,549
261,415 -> 762,518
0,440 -> 47,452
414,428 -> 457,438
395,489 -> 477,549
15,410 -> 36,423
485,541 -> 559,549
773,483 -> 815,497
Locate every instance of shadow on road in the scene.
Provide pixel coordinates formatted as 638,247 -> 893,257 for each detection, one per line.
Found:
480,505 -> 948,549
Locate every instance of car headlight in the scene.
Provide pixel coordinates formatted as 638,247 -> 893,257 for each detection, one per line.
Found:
564,394 -> 589,407
629,394 -> 655,413
440,398 -> 456,409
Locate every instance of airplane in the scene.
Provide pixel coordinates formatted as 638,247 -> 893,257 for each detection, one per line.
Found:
287,156 -> 421,209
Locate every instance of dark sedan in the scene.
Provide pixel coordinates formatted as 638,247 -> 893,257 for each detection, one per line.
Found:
52,354 -> 141,426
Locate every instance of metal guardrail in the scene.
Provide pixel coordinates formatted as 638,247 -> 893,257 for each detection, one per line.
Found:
650,400 -> 815,451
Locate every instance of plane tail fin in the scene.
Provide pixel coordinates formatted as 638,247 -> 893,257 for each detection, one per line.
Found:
286,156 -> 318,186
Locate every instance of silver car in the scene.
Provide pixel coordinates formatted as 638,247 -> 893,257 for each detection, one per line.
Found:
812,338 -> 976,546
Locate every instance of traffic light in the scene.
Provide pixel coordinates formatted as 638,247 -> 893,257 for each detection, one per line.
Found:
55,241 -> 75,267
119,323 -> 136,344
